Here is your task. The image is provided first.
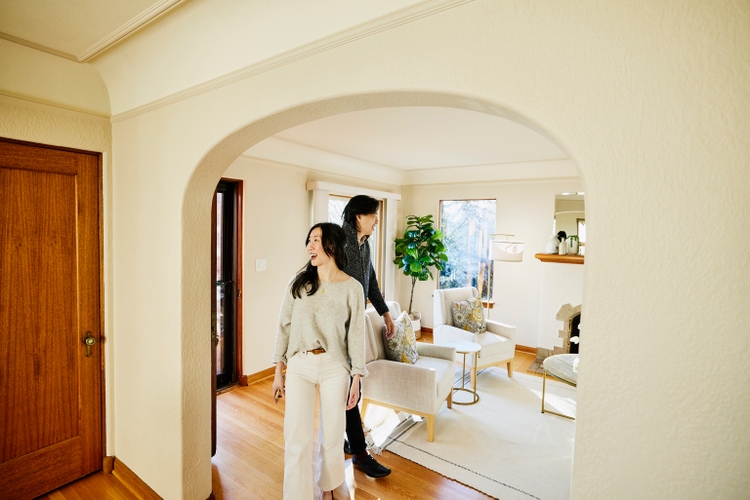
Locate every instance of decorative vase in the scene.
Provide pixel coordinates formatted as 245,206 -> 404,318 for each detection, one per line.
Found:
558,239 -> 567,255
546,235 -> 559,254
567,238 -> 579,255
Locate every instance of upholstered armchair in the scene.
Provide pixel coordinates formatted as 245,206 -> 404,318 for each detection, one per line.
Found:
361,302 -> 455,442
433,287 -> 516,387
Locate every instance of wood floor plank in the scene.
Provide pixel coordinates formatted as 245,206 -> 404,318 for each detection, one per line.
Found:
45,350 -> 540,499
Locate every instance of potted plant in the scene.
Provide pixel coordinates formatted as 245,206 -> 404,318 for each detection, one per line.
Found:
394,215 -> 448,335
567,235 -> 579,255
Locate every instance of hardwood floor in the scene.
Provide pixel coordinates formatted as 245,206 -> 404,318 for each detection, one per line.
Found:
40,347 -> 540,499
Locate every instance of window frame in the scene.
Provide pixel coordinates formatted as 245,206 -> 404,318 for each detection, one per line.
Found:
437,198 -> 498,301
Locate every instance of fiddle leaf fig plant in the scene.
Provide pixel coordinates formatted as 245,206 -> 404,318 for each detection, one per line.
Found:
393,214 -> 448,315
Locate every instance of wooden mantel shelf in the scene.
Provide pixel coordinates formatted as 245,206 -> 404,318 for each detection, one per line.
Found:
535,253 -> 584,265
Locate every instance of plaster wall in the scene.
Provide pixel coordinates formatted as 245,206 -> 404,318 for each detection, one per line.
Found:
0,39 -> 110,116
106,1 -> 749,499
400,178 -> 582,349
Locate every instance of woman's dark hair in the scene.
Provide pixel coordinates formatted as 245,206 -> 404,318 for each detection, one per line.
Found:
342,195 -> 380,229
291,222 -> 349,298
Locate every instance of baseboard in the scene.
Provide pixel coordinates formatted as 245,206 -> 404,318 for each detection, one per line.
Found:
516,344 -> 537,354
239,374 -> 248,386
244,367 -> 275,385
111,457 -> 162,500
420,326 -> 433,334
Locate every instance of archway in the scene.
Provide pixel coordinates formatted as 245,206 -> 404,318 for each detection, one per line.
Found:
180,90 -> 583,494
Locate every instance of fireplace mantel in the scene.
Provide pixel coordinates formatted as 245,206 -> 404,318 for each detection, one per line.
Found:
535,253 -> 584,265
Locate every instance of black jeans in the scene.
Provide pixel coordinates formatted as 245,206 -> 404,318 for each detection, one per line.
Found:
345,378 -> 367,454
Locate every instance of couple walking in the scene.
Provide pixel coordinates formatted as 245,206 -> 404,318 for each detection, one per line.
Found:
272,195 -> 394,499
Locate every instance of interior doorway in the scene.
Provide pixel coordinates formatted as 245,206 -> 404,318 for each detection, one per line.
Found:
0,138 -> 103,498
212,179 -> 243,391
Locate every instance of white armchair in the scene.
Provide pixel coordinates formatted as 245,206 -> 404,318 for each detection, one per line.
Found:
360,302 -> 456,442
434,287 -> 517,387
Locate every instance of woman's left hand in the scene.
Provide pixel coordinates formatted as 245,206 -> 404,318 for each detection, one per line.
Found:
346,374 -> 361,410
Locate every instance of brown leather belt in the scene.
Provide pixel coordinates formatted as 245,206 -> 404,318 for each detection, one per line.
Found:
308,347 -> 325,355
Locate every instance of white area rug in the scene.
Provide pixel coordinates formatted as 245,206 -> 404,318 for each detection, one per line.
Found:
365,369 -> 576,500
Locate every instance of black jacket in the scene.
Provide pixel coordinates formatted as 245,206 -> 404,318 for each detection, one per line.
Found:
342,221 -> 389,316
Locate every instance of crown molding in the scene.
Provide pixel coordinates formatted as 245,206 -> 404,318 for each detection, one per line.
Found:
0,90 -> 111,121
0,0 -> 186,63
111,0 -> 473,123
0,32 -> 78,61
79,0 -> 187,62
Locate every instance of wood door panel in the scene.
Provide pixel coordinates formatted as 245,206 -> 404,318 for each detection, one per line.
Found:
0,437 -> 82,499
0,139 -> 102,498
0,168 -> 79,461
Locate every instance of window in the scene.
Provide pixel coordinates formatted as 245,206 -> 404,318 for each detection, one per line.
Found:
328,194 -> 383,287
438,199 -> 497,299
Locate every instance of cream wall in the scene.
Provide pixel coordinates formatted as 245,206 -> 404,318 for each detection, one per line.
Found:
106,1 -> 749,498
0,39 -> 110,116
400,178 -> 582,349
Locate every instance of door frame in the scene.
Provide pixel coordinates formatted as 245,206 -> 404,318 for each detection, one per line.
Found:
213,178 -> 243,389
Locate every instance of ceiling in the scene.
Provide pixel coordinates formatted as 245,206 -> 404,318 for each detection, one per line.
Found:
262,107 -> 567,171
1,0 -> 569,173
0,0 -> 186,61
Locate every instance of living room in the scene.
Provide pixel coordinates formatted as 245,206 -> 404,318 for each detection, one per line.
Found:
1,1 -> 746,499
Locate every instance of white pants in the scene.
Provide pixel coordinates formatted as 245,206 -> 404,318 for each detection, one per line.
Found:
283,352 -> 349,500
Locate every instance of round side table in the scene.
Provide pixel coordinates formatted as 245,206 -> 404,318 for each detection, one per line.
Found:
440,340 -> 482,405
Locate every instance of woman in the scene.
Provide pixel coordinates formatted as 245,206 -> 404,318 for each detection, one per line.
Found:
272,222 -> 366,500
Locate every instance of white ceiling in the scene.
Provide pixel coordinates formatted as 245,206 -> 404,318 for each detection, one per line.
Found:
265,107 -> 567,171
1,0 -> 569,176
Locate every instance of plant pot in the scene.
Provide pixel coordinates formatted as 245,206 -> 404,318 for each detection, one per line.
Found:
409,312 -> 422,339
567,239 -> 579,255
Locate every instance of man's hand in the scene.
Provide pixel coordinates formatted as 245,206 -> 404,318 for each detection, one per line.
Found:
346,375 -> 361,410
383,312 -> 396,339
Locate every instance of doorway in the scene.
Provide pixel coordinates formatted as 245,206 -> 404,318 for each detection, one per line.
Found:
212,179 -> 243,391
0,138 -> 103,498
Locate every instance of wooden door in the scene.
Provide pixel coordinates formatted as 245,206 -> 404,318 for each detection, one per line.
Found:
0,139 -> 103,499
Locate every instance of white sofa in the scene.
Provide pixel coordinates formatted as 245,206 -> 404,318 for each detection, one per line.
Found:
433,287 -> 517,387
361,302 -> 455,442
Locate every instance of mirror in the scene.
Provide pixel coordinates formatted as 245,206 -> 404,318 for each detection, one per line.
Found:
554,193 -> 585,254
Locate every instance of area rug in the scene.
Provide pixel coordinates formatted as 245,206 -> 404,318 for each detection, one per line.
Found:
366,369 -> 576,500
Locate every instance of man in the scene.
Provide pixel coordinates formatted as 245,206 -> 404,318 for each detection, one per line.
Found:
340,195 -> 394,478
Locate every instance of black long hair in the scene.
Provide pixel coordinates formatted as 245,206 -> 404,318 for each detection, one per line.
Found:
342,195 -> 379,230
291,222 -> 349,298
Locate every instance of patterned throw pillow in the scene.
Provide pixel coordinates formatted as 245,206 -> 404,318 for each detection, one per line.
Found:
382,311 -> 419,364
451,296 -> 487,334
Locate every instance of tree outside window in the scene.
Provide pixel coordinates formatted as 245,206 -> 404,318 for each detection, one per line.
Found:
438,199 -> 496,299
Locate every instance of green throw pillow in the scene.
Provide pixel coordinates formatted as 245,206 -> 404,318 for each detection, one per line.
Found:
382,311 -> 419,364
451,296 -> 487,334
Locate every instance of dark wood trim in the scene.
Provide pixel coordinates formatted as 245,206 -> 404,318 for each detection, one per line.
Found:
534,253 -> 584,264
97,151 -> 107,473
244,367 -> 276,385
239,375 -> 249,386
233,180 -> 244,389
420,326 -> 433,334
102,456 -> 115,474
515,344 -> 538,354
112,457 -> 162,500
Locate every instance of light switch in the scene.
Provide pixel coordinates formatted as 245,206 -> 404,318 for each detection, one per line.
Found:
256,259 -> 267,271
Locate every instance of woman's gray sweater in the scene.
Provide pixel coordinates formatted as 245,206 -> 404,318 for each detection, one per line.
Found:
272,276 -> 367,377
